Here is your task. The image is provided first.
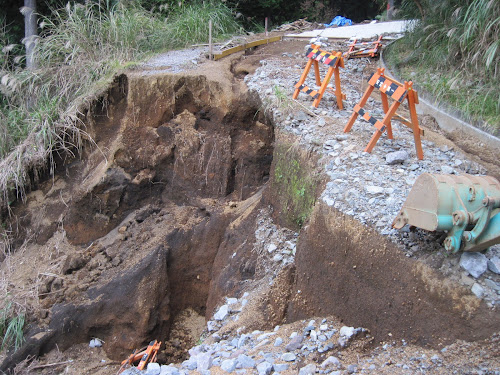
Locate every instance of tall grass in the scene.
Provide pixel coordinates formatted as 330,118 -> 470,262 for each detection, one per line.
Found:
0,1 -> 241,206
391,0 -> 500,129
167,1 -> 242,44
0,300 -> 25,352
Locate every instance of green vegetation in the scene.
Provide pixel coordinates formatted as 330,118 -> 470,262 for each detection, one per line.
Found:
0,300 -> 25,352
0,1 -> 241,202
272,144 -> 319,228
272,85 -> 294,114
385,0 -> 500,130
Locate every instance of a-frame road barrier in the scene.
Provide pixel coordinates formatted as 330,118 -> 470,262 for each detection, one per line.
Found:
293,44 -> 346,109
344,67 -> 424,159
343,35 -> 383,59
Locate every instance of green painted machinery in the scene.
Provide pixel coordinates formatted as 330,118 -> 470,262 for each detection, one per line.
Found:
393,173 -> 500,253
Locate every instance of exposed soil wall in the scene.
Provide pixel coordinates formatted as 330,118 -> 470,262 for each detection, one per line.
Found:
286,202 -> 500,347
0,66 -> 275,371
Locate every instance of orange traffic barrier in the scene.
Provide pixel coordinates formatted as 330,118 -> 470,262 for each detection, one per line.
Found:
344,67 -> 424,159
343,36 -> 383,59
118,340 -> 162,374
293,44 -> 346,109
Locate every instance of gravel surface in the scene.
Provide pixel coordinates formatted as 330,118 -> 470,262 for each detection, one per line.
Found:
243,39 -> 500,307
140,47 -> 208,74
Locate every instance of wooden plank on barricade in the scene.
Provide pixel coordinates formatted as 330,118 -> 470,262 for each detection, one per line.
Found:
344,67 -> 424,159
292,44 -> 345,109
213,36 -> 282,61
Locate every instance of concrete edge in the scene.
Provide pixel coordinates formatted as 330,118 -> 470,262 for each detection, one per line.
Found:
379,43 -> 500,151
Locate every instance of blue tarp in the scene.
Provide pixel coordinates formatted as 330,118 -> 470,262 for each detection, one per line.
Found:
324,16 -> 353,27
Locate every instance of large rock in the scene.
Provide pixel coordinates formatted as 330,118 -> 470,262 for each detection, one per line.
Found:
487,256 -> 500,274
385,151 -> 409,165
460,252 -> 488,278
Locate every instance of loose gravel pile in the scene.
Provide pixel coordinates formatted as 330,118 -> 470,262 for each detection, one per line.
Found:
122,280 -> 499,375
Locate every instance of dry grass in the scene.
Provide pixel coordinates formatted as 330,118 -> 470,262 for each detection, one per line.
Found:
0,1 -> 242,211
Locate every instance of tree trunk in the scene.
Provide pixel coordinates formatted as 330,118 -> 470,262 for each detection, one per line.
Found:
23,0 -> 37,70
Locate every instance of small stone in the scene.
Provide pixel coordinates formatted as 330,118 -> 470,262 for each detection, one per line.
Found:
182,358 -> 197,370
273,363 -> 289,372
214,305 -> 229,320
282,353 -> 296,362
207,320 -> 217,331
273,254 -> 283,262
386,151 -> 409,165
321,356 -> 341,369
485,279 -> 500,291
197,353 -> 212,371
487,256 -> 500,274
236,354 -> 255,369
257,361 -> 273,375
336,134 -> 348,141
221,359 -> 237,372
299,364 -> 316,375
121,368 -> 143,375
274,337 -> 283,347
441,165 -> 454,174
339,326 -> 356,339
146,363 -> 161,375
238,334 -> 250,348
365,185 -> 385,195
267,244 -> 277,253
460,252 -> 488,278
431,355 -> 441,363
160,365 -> 180,375
347,364 -> 358,373
310,330 -> 318,341
471,283 -> 484,298
285,334 -> 303,351
295,111 -> 308,122
226,297 -> 238,305
89,338 -> 103,348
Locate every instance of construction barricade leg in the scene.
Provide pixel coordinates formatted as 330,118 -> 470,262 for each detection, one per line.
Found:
293,44 -> 345,109
344,68 -> 424,160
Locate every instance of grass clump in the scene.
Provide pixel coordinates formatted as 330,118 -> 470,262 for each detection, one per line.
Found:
272,144 -> 319,228
166,1 -> 242,45
0,300 -> 25,352
0,1 -> 242,205
386,0 -> 500,130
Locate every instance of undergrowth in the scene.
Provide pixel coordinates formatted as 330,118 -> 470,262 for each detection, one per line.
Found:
272,143 -> 319,228
0,299 -> 25,352
0,1 -> 242,206
385,0 -> 500,130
